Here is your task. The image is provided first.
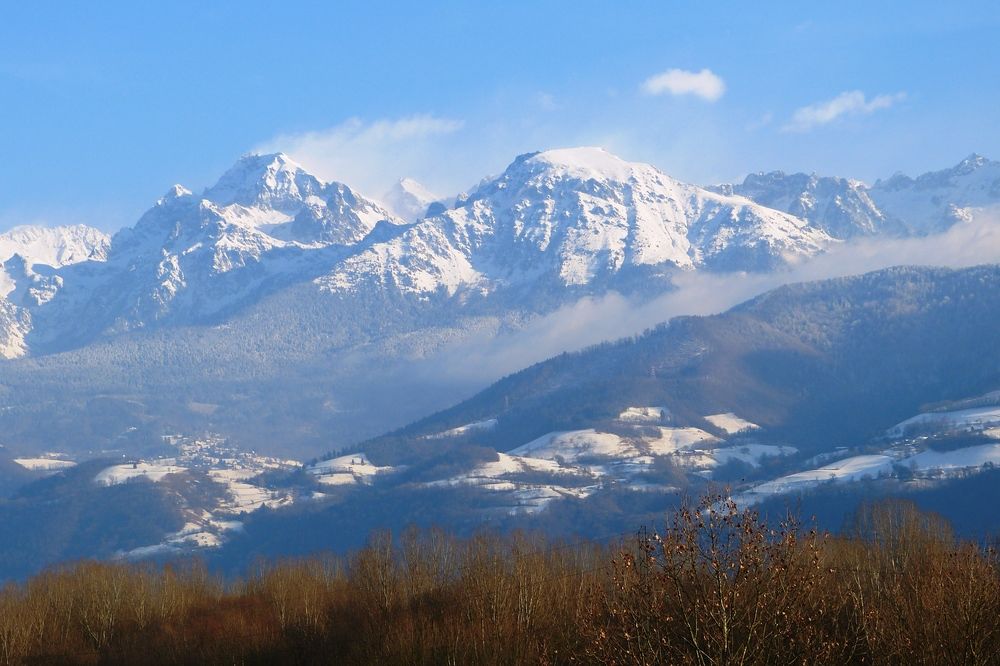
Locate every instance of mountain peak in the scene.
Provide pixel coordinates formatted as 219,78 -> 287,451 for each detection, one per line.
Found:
397,176 -> 424,189
382,178 -> 441,221
524,146 -> 639,181
954,153 -> 992,174
392,177 -> 438,202
159,184 -> 192,204
236,151 -> 302,171
204,152 -> 324,210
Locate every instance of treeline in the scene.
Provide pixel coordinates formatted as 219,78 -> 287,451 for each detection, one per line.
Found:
1,496 -> 998,664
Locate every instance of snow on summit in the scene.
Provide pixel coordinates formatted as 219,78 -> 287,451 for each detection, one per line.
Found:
194,152 -> 402,244
203,152 -> 323,210
382,177 -> 442,222
527,146 -> 639,182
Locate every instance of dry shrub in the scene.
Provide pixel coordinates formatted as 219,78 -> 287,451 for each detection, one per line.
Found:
0,495 -> 994,664
839,500 -> 1000,665
587,494 -> 852,665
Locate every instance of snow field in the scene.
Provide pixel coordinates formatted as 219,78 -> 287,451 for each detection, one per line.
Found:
889,406 -> 1000,437
94,462 -> 187,486
307,452 -> 393,486
704,412 -> 760,434
618,406 -> 670,423
14,457 -> 76,471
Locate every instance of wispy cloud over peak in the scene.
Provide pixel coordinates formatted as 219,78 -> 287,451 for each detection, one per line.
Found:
641,68 -> 726,102
255,115 -> 464,196
783,90 -> 906,132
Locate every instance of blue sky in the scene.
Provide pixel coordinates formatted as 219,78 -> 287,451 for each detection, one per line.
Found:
1,1 -> 999,231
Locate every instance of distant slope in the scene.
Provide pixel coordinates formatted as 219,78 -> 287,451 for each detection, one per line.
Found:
207,265 -> 1000,571
4,265 -> 998,577
0,460 -> 196,580
362,265 -> 1000,462
0,448 -> 35,498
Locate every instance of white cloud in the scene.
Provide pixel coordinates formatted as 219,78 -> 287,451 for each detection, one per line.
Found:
641,68 -> 726,102
536,92 -> 558,111
255,115 -> 464,197
783,90 -> 906,132
746,112 -> 774,131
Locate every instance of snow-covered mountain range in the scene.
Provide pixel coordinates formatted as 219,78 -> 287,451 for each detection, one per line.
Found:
321,148 -> 830,301
0,224 -> 110,269
86,153 -> 403,326
1,154 -> 406,353
711,172 -> 891,238
0,148 -> 997,363
870,154 -> 1000,233
720,153 -> 1000,237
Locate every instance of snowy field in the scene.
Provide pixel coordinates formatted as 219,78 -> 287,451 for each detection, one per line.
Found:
889,405 -> 1000,437
737,431 -> 1000,506
14,457 -> 76,472
307,452 -> 394,486
95,462 -> 187,486
704,412 -> 760,434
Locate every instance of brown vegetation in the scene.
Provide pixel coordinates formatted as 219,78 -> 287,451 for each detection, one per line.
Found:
0,496 -> 997,664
